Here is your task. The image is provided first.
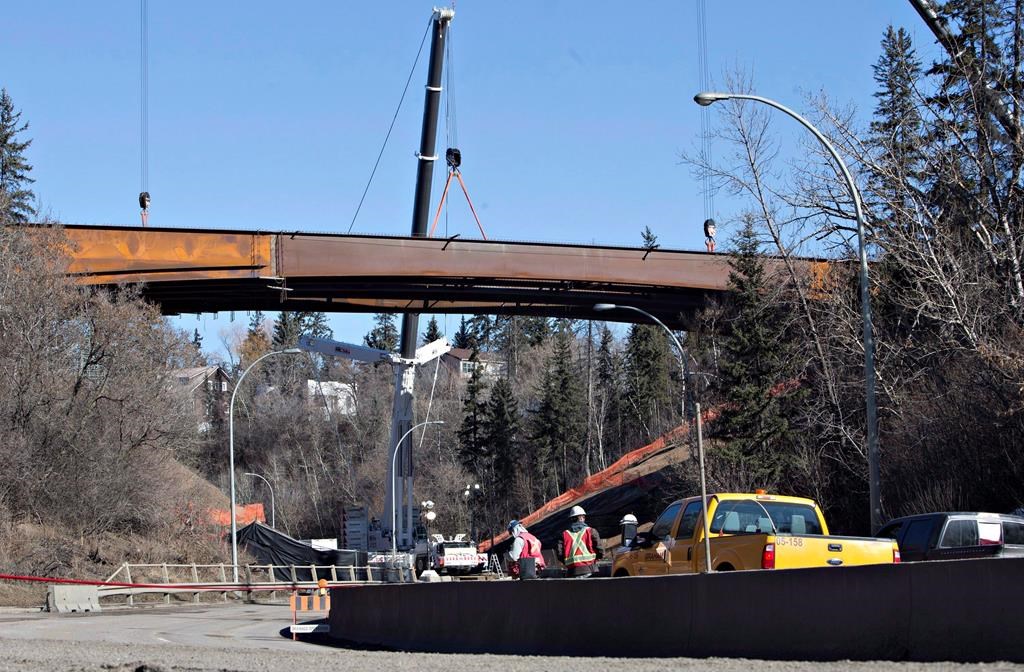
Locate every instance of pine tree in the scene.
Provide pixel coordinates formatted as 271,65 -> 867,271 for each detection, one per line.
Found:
468,314 -> 493,351
458,350 -> 489,475
623,321 -> 673,444
715,218 -> 794,489
641,225 -> 659,253
452,317 -> 474,350
272,312 -> 304,348
421,316 -> 443,345
595,324 -> 624,465
0,89 -> 35,223
190,328 -> 206,364
522,316 -> 551,347
300,312 -> 332,339
530,320 -> 585,493
364,313 -> 398,352
483,376 -> 520,524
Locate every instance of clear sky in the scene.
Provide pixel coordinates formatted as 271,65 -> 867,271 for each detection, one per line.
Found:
3,1 -> 938,357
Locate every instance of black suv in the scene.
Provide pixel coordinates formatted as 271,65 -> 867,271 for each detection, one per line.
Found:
877,512 -> 1024,562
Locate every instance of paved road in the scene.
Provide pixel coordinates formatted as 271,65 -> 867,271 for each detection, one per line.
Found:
0,603 -> 1020,672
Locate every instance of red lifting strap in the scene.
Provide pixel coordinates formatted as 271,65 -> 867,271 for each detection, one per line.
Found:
428,169 -> 488,240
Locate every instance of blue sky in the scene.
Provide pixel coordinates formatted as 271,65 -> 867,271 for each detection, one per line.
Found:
3,2 -> 937,357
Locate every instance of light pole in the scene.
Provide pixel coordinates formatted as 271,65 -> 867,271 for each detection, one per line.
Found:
694,91 -> 880,532
463,483 -> 481,542
391,421 -> 444,560
593,303 -> 713,573
229,348 -> 301,582
244,472 -> 276,529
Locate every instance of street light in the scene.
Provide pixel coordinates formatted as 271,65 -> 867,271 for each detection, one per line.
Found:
229,348 -> 301,582
463,483 -> 482,542
244,472 -> 276,529
593,303 -> 713,573
693,91 -> 880,532
390,421 -> 444,560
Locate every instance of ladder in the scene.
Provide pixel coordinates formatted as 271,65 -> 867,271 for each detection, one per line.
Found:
488,554 -> 504,578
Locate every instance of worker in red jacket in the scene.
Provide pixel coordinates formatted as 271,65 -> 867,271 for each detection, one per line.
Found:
507,520 -> 545,580
559,506 -> 603,578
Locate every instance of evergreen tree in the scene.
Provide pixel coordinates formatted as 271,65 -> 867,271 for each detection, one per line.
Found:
522,316 -> 551,347
483,376 -> 520,524
595,324 -> 625,465
623,321 -> 673,444
530,320 -> 585,494
870,26 -> 923,194
364,313 -> 398,352
458,350 -> 489,475
715,218 -> 795,489
421,316 -> 443,344
468,314 -> 493,350
300,312 -> 332,339
272,311 -> 304,348
190,328 -> 206,364
452,317 -> 474,350
641,225 -> 659,253
0,89 -> 35,223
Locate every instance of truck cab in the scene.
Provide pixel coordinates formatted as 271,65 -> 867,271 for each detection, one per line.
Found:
613,492 -> 898,575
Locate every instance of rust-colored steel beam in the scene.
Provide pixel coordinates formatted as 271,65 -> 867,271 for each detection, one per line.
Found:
44,224 -> 822,327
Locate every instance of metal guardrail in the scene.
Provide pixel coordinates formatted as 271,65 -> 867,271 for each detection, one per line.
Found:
98,562 -> 412,607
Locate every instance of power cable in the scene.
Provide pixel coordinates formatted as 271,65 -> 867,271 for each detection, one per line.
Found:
696,0 -> 714,221
347,15 -> 433,234
139,0 -> 150,226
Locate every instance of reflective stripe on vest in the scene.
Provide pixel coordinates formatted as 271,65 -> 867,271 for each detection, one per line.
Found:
563,527 -> 596,566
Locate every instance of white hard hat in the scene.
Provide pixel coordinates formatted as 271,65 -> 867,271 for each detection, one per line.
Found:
569,505 -> 586,518
619,513 -> 638,526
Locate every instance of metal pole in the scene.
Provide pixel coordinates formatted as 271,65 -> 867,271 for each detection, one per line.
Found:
229,349 -> 299,583
694,92 -> 881,533
244,472 -> 276,529
695,402 -> 712,572
391,421 -> 444,559
595,303 -> 713,572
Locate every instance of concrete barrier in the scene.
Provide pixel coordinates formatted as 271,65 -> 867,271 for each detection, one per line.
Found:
328,557 -> 1024,661
47,585 -> 102,613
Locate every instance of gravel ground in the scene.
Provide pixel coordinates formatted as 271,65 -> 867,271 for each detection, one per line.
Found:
2,635 -> 1023,672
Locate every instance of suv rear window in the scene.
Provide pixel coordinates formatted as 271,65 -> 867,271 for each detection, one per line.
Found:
940,519 -> 979,548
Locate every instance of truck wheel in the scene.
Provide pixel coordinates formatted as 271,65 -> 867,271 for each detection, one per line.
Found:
715,563 -> 735,572
613,569 -> 631,578
415,558 -> 427,574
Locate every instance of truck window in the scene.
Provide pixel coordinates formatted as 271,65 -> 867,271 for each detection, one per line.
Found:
979,521 -> 1002,545
709,500 -> 776,534
1004,521 -> 1024,545
940,519 -> 979,548
651,502 -> 683,539
760,502 -> 822,535
901,519 -> 935,554
675,501 -> 703,540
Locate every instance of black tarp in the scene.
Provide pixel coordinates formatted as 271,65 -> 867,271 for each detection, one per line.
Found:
235,521 -> 365,581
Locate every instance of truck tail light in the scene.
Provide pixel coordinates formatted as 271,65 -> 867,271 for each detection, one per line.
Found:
893,548 -> 901,564
761,543 -> 775,569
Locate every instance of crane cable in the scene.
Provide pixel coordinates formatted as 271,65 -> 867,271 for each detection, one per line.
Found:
696,0 -> 714,223
139,0 -> 151,226
347,14 -> 434,234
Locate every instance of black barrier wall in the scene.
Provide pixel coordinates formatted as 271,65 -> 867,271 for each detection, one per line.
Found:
328,557 -> 1024,661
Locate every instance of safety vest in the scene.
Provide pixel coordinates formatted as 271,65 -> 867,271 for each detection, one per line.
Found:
518,530 -> 545,567
562,527 -> 597,567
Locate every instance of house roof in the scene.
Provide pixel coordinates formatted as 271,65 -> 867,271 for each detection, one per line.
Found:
171,365 -> 229,394
444,348 -> 503,363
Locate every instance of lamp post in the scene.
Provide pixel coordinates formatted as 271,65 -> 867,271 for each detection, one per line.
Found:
244,472 -> 276,529
463,483 -> 481,542
694,92 -> 880,533
229,348 -> 301,583
593,303 -> 713,573
391,421 -> 444,560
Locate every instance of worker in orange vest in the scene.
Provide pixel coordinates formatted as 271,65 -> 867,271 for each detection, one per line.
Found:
558,506 -> 603,578
507,520 -> 545,580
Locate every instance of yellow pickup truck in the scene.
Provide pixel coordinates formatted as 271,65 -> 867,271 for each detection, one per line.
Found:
612,492 -> 900,575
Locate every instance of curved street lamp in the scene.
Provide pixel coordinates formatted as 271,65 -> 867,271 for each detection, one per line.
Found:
229,348 -> 301,582
593,303 -> 712,573
244,472 -> 276,529
390,420 -> 445,559
693,91 -> 880,532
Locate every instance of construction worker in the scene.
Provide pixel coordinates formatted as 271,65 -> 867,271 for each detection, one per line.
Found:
558,506 -> 603,578
507,520 -> 545,580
